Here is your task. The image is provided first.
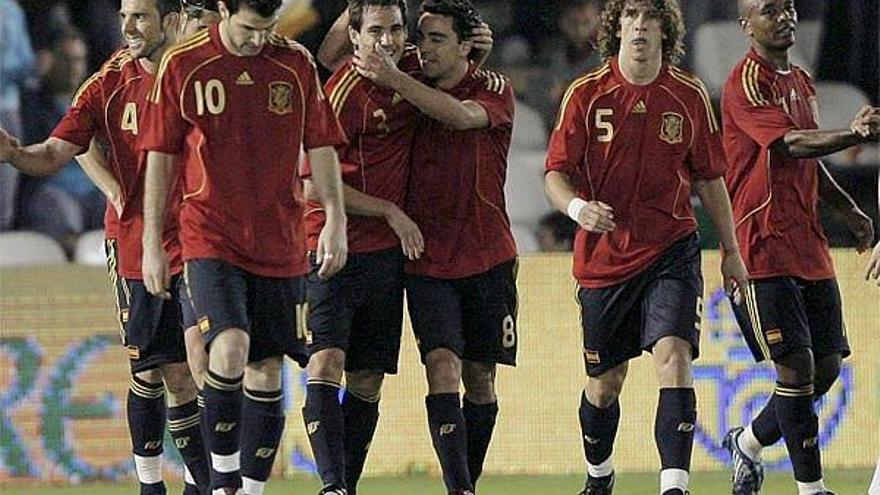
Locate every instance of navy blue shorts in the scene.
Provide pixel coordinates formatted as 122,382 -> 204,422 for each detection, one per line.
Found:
406,259 -> 518,366
178,277 -> 198,330
183,258 -> 308,367
732,277 -> 850,363
578,233 -> 703,377
105,239 -> 187,373
307,248 -> 405,374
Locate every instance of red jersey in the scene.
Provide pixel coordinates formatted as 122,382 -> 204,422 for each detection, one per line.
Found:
304,47 -> 420,253
405,65 -> 517,279
546,59 -> 726,288
51,49 -> 182,279
138,26 -> 346,278
722,49 -> 834,281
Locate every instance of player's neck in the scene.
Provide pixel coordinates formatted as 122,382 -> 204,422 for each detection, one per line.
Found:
752,43 -> 791,71
435,60 -> 470,90
617,55 -> 661,86
138,56 -> 159,74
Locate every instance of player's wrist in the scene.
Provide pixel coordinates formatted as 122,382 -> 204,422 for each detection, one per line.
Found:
566,198 -> 589,223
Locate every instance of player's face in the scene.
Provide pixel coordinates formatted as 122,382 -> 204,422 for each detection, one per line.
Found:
744,0 -> 798,52
417,13 -> 472,80
350,5 -> 407,64
219,4 -> 278,56
616,1 -> 664,64
119,0 -> 167,59
180,7 -> 221,38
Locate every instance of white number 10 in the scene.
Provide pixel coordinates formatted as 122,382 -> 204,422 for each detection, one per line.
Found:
194,79 -> 226,116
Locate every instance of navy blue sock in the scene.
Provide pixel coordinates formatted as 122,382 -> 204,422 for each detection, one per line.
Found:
128,375 -> 167,495
775,382 -> 822,482
241,388 -> 285,492
751,395 -> 782,446
654,388 -> 697,471
462,398 -> 497,486
203,370 -> 243,491
167,399 -> 210,493
342,390 -> 380,494
303,379 -> 346,488
426,393 -> 472,492
579,393 -> 620,468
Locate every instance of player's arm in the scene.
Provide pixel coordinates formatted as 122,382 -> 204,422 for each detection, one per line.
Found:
355,48 -> 488,130
816,160 -> 874,253
317,8 -> 352,72
772,106 -> 880,158
76,137 -> 123,216
544,171 -> 615,233
0,130 -> 82,176
307,146 -> 348,278
866,172 -> 880,284
693,177 -> 749,303
142,151 -> 176,298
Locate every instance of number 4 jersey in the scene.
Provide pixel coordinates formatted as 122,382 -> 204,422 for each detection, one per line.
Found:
545,57 -> 727,289
138,25 -> 346,278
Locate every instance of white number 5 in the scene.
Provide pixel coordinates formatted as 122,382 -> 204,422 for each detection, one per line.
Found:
595,108 -> 614,142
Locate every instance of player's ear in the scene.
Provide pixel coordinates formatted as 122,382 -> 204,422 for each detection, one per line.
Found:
739,17 -> 750,34
218,1 -> 230,21
459,38 -> 473,59
161,11 -> 181,35
348,26 -> 360,49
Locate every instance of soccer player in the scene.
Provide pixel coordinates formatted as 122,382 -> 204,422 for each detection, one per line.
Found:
300,1 -> 424,494
138,1 -> 348,494
0,1 -> 212,494
721,2 -> 879,494
544,1 -> 749,494
354,1 -> 515,493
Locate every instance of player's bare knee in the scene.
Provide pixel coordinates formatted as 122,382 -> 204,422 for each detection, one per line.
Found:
653,338 -> 693,387
307,348 -> 345,383
208,328 -> 249,377
161,362 -> 198,405
774,347 -> 815,385
585,367 -> 626,408
813,353 -> 841,397
462,361 -> 497,404
425,348 -> 461,393
184,326 -> 207,389
345,370 -> 384,401
244,356 -> 283,391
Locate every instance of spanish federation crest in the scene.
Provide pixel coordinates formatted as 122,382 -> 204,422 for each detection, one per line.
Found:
659,112 -> 684,145
268,81 -> 293,115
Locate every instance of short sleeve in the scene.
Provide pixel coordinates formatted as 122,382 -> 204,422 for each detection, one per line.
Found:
50,74 -> 103,149
138,56 -> 188,154
545,85 -> 588,178
470,73 -> 514,129
726,62 -> 796,148
302,56 -> 348,151
687,83 -> 727,180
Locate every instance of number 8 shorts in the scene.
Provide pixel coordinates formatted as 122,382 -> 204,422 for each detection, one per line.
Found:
405,259 -> 518,366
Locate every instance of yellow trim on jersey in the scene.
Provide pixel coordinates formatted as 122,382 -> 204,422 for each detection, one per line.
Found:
149,31 -> 211,103
554,64 -> 611,130
71,51 -> 132,107
328,67 -> 356,109
329,68 -> 362,116
480,70 -> 507,95
668,67 -> 720,134
742,59 -> 771,107
745,281 -> 771,360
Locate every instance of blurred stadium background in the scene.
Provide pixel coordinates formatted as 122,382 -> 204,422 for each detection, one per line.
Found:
1,0 -> 878,494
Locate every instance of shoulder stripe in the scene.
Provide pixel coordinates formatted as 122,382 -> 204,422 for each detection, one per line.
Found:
554,64 -> 611,129
329,69 -> 361,115
742,59 -> 770,107
668,68 -> 719,133
482,70 -> 506,95
328,67 -> 357,106
71,53 -> 134,107
150,31 -> 212,103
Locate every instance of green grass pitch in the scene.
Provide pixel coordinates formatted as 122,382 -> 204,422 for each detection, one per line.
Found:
16,470 -> 873,494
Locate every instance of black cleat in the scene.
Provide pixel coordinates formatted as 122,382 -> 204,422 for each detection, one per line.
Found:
318,486 -> 347,495
723,427 -> 765,495
578,472 -> 615,495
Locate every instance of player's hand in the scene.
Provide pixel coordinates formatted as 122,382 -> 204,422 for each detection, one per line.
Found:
142,244 -> 171,299
850,106 -> 880,141
721,248 -> 749,305
842,206 -> 874,253
353,43 -> 401,88
865,242 -> 880,286
0,127 -> 22,162
385,205 -> 424,260
576,201 -> 616,233
469,22 -> 494,66
316,214 -> 348,279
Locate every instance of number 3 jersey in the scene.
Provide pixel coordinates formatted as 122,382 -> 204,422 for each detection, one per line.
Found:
51,48 -> 182,280
545,58 -> 727,288
304,47 -> 421,254
138,25 -> 346,278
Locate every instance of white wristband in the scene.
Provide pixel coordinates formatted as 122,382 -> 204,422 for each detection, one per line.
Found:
567,198 -> 589,223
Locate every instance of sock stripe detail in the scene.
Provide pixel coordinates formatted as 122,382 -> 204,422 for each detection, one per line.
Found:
243,388 -> 283,403
348,389 -> 381,403
129,377 -> 165,399
167,412 -> 201,431
197,393 -> 205,408
306,378 -> 341,389
204,372 -> 243,391
775,384 -> 815,397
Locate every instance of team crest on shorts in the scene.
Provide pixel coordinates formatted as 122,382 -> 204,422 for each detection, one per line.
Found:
268,81 -> 293,115
198,316 -> 211,334
659,112 -> 684,144
127,345 -> 140,360
765,328 -> 784,344
584,349 -> 601,364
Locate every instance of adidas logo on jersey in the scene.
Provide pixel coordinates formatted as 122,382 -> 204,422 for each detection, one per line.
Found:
633,100 -> 647,114
236,71 -> 254,85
